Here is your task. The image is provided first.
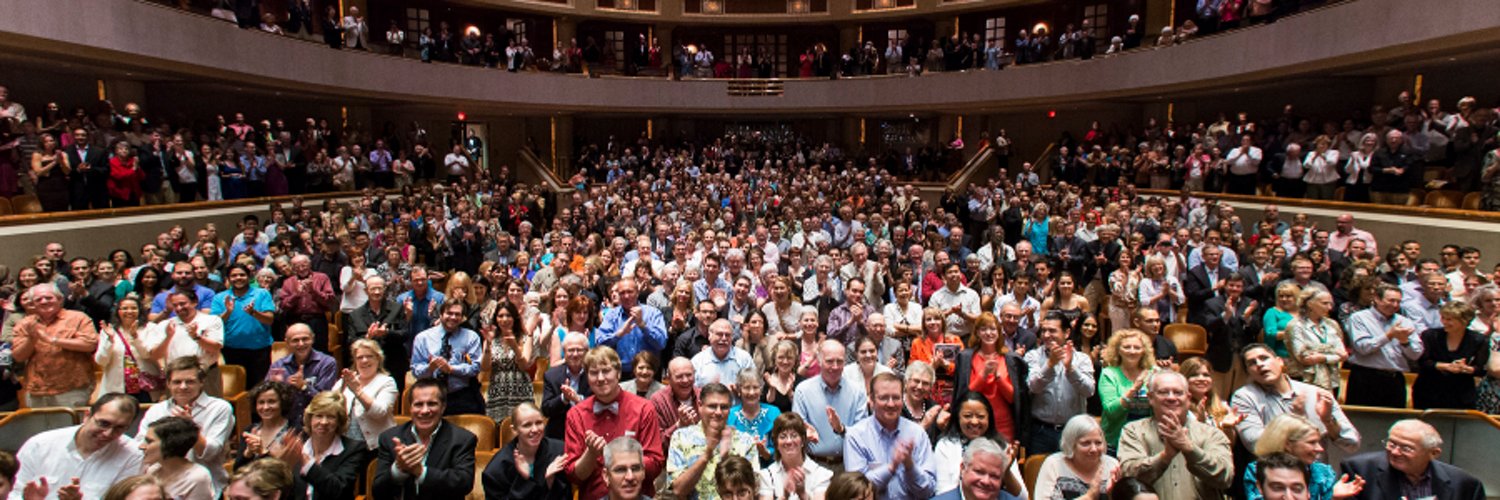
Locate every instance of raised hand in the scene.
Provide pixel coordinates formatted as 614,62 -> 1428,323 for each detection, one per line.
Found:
513,449 -> 533,479
826,407 -> 844,434
170,404 -> 194,420
55,478 -> 82,500
22,477 -> 49,500
1332,474 -> 1365,499
677,402 -> 700,425
288,365 -> 307,390
1219,407 -> 1246,431
242,431 -> 265,456
544,455 -> 567,483
584,430 -> 608,455
934,404 -> 952,430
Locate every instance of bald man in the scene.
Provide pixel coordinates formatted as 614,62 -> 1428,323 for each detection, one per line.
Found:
1338,419 -> 1486,500
276,254 -> 336,349
793,340 -> 870,471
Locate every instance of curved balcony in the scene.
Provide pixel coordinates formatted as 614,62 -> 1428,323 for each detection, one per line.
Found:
3,0 -> 1498,115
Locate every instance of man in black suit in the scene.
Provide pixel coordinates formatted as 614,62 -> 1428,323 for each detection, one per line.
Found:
1339,419 -> 1486,500
345,276 -> 408,390
374,378 -> 478,500
138,130 -> 174,205
997,302 -> 1037,353
1196,274 -> 1260,399
64,127 -> 105,211
1184,245 -> 1233,321
1238,245 -> 1282,306
541,333 -> 592,440
1074,223 -> 1122,316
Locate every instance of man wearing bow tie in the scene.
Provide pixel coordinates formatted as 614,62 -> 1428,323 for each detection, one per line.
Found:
565,346 -> 665,500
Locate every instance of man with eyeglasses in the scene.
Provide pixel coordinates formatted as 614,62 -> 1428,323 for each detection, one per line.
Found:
844,371 -> 937,499
1338,419 -> 1485,500
410,300 -> 485,415
542,333 -> 592,440
10,393 -> 142,500
1118,371 -> 1233,500
602,437 -> 649,500
666,382 -> 759,499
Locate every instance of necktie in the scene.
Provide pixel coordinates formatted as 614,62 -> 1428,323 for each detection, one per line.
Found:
436,333 -> 453,385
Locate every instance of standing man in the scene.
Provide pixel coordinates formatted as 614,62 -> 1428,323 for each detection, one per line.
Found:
652,358 -> 701,451
929,263 -> 982,337
12,284 -> 99,407
269,324 -> 339,423
793,340 -> 869,471
10,394 -> 143,500
137,357 -> 235,493
541,333 -> 592,440
844,372 -> 938,499
1231,344 -> 1360,454
1224,135 -> 1263,195
691,319 -> 756,389
276,254 -> 336,351
1117,371 -> 1234,499
410,301 -> 485,415
825,278 -> 872,346
373,378 -> 479,500
1023,312 -> 1096,455
595,278 -> 668,374
212,264 -> 276,386
564,347 -> 665,500
345,276 -> 408,392
1344,283 -> 1422,408
145,291 -> 226,397
666,382 -> 759,499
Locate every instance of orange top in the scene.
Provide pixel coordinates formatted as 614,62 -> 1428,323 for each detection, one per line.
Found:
14,310 -> 100,396
968,350 -> 1016,440
910,333 -> 965,375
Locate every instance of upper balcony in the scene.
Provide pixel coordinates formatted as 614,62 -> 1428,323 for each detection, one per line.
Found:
2,0 -> 1498,116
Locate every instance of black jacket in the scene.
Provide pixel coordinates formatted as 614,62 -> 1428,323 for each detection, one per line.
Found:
373,421 -> 477,500
1195,294 -> 1260,372
1182,263 -> 1233,321
482,437 -> 571,500
345,298 -> 408,377
293,436 -> 372,500
541,364 -> 592,440
1339,452 -> 1486,500
951,349 -> 1029,439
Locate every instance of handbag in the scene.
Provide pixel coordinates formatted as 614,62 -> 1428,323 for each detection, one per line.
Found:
116,328 -> 162,394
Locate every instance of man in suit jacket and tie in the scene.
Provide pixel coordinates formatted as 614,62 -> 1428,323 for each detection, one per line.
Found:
64,127 -> 106,210
1183,245 -> 1233,322
373,378 -> 478,500
1238,245 -> 1282,306
1195,274 -> 1260,396
933,438 -> 1023,500
541,332 -> 592,440
1339,419 -> 1486,500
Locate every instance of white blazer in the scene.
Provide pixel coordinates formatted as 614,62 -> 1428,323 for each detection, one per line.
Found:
332,373 -> 398,449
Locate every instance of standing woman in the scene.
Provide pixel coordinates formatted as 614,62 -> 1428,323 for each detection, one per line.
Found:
795,309 -> 823,378
952,312 -> 1024,440
1343,132 -> 1377,203
932,392 -> 1029,498
483,402 -> 569,500
547,295 -> 595,366
30,133 -> 70,212
737,309 -> 772,371
1180,357 -> 1242,443
911,307 -> 965,407
757,412 -> 833,500
338,252 -> 376,315
331,339 -> 399,450
200,144 -> 223,201
1286,289 -> 1347,393
1413,301 -> 1491,410
1023,203 -> 1051,256
1109,249 -> 1140,334
484,302 -> 536,424
761,276 -> 804,341
1041,272 -> 1091,326
1261,283 -> 1300,359
1098,329 -> 1155,452
764,340 -> 803,414
93,295 -> 161,402
727,368 -> 782,463
1302,136 -> 1342,200
284,392 -> 370,500
1136,255 -> 1183,323
133,267 -> 166,312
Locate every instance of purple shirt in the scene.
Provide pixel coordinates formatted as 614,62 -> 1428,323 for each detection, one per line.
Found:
270,350 -> 339,423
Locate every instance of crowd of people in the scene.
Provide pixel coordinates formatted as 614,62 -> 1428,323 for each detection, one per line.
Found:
158,0 -> 1343,80
1,83 -> 1498,498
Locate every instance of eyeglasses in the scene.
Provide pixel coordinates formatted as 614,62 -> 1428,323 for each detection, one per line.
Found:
1383,439 -> 1418,455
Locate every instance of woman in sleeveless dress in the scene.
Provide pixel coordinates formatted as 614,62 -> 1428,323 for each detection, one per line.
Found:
485,302 -> 536,424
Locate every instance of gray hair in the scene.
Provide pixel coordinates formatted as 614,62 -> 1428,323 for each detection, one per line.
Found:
963,437 -> 1009,463
1392,419 -> 1443,450
1059,414 -> 1104,459
27,283 -> 62,300
905,361 -> 935,383
602,436 -> 643,468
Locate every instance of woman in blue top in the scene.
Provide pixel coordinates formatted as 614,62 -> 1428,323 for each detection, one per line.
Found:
727,368 -> 780,465
1243,414 -> 1365,500
1023,203 -> 1051,255
1262,283 -> 1300,358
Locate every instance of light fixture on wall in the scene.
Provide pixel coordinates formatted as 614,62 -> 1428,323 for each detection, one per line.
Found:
788,0 -> 809,13
873,0 -> 894,8
702,0 -> 723,14
617,0 -> 638,10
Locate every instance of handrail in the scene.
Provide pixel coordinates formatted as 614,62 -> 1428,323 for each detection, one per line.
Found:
1419,409 -> 1500,431
0,191 -> 357,227
518,148 -> 573,193
1137,188 -> 1500,223
943,145 -> 995,190
1030,142 -> 1056,180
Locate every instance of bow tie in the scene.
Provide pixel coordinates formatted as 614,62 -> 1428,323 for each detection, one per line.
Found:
593,401 -> 619,415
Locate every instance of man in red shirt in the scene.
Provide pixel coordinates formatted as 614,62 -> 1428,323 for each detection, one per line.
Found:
565,346 -> 665,500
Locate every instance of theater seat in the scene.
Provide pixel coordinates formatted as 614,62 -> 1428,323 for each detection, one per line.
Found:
1023,453 -> 1049,496
271,341 -> 290,363
445,414 -> 498,452
0,197 -> 12,216
497,416 -> 515,447
1164,323 -> 1208,359
222,364 -> 247,397
1424,190 -> 1464,208
467,450 -> 496,500
1463,192 -> 1481,210
0,408 -> 81,453
10,194 -> 41,215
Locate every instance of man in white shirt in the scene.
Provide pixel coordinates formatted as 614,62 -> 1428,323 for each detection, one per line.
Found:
11,393 -> 143,500
443,144 -> 470,182
145,291 -> 226,396
928,263 -> 981,336
137,357 -> 235,494
1224,135 -> 1262,195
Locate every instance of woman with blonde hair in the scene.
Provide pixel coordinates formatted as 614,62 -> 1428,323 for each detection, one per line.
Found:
280,391 -> 370,500
1287,288 -> 1347,392
1243,414 -> 1364,500
764,340 -> 803,414
226,457 -> 294,500
1262,282 -> 1301,358
1098,328 -> 1156,452
331,338 -> 399,450
1137,254 -> 1183,323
